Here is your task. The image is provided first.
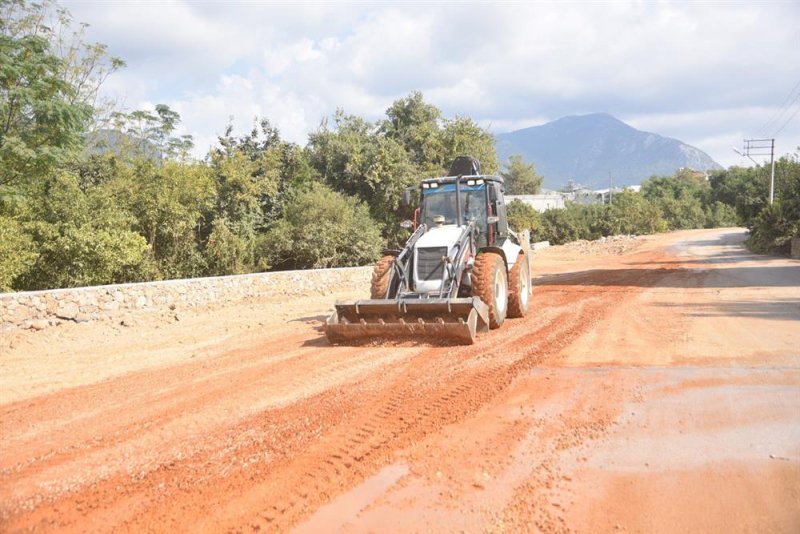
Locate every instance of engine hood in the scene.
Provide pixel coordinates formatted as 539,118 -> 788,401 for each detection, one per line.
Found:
415,225 -> 463,249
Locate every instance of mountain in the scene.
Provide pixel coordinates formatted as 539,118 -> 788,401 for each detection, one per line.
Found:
494,113 -> 722,190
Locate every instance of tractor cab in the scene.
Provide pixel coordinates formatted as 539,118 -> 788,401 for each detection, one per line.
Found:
418,174 -> 508,248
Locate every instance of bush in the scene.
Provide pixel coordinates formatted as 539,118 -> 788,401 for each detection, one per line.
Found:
261,183 -> 384,270
746,156 -> 800,254
535,192 -> 667,245
18,221 -> 152,289
605,191 -> 667,235
704,201 -> 739,228
658,196 -> 706,229
0,216 -> 38,291
506,199 -> 541,234
204,217 -> 253,276
536,204 -> 590,245
747,202 -> 800,254
13,173 -> 154,290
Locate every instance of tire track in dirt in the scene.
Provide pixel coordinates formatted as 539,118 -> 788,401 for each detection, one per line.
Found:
207,292 -> 635,531
2,248 -> 676,532
0,334 -> 421,523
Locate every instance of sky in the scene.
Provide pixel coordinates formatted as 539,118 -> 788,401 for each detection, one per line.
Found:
61,0 -> 800,169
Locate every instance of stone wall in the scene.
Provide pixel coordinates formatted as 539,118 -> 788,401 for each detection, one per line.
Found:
0,267 -> 371,334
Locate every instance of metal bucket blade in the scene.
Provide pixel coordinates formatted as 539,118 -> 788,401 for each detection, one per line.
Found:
324,297 -> 489,345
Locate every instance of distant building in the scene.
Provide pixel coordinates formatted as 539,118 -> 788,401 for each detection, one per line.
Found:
508,183 -> 645,212
505,194 -> 565,212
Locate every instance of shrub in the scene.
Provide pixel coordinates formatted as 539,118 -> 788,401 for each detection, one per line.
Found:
0,216 -> 38,291
261,183 -> 384,270
747,202 -> 800,254
704,201 -> 739,228
506,199 -> 541,235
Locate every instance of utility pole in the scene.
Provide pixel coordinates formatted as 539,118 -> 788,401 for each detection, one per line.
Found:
608,171 -> 613,204
739,139 -> 776,204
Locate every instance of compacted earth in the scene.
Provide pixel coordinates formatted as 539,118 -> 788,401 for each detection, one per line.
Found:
1,228 -> 798,533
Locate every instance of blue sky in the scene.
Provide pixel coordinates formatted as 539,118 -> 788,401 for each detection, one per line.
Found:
62,0 -> 800,168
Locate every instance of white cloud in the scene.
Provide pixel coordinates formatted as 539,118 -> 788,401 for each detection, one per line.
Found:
62,0 -> 800,165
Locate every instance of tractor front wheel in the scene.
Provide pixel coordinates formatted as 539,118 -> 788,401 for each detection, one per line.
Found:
370,255 -> 396,299
471,252 -> 507,329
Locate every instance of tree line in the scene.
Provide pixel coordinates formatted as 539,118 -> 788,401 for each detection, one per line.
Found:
506,159 -> 799,251
1,0 -> 797,292
1,1 -> 508,290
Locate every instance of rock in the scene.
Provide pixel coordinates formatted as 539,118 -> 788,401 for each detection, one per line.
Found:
135,296 -> 147,309
74,313 -> 91,323
56,301 -> 79,320
101,301 -> 120,312
120,317 -> 135,327
29,319 -> 49,331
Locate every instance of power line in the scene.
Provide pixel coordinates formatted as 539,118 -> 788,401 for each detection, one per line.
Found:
771,100 -> 800,137
755,77 -> 800,136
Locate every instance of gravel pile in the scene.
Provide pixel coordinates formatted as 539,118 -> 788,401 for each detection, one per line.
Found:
563,235 -> 641,255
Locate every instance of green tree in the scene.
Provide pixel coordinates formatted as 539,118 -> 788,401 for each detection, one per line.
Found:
0,24 -> 89,186
606,190 -> 667,235
210,118 -> 305,229
204,217 -> 253,275
536,205 -> 587,245
110,159 -> 215,278
0,0 -> 123,187
708,166 -> 765,226
745,154 -> 800,254
501,154 -> 543,195
261,183 -> 383,270
14,171 -> 152,290
108,104 -> 194,161
440,115 -> 498,174
0,215 -> 37,290
641,170 -> 709,230
704,200 -> 739,228
380,91 -> 445,174
307,111 -> 417,244
506,199 -> 541,233
660,196 -> 706,230
747,202 -> 800,254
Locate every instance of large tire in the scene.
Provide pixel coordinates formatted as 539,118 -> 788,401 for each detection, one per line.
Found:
370,255 -> 396,299
471,252 -> 508,329
507,252 -> 530,318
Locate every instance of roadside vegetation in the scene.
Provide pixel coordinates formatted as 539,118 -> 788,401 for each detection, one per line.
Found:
1,0 -> 797,292
509,160 -> 799,252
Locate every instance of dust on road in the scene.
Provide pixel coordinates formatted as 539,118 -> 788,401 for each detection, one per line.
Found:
1,228 -> 798,532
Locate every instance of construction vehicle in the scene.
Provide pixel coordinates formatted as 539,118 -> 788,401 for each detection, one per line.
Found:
325,156 -> 532,345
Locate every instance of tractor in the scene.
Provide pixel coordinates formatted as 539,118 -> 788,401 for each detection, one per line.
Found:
325,156 -> 531,344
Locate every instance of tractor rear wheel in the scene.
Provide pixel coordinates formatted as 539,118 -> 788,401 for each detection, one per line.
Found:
508,252 -> 530,318
471,252 -> 507,329
370,255 -> 396,299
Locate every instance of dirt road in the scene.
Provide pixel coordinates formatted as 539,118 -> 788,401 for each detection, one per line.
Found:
1,228 -> 798,532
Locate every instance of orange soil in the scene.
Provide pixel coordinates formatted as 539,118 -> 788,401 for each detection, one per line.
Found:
1,228 -> 798,533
